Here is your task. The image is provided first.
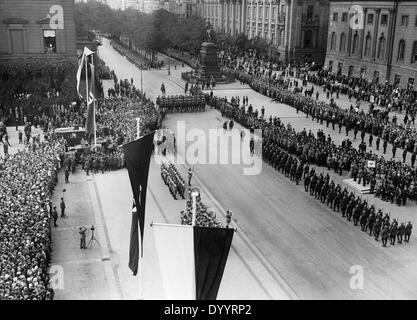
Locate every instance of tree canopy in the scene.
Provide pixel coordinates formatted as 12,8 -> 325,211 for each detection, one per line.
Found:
74,2 -> 207,55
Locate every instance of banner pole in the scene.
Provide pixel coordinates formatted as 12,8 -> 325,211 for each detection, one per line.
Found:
138,232 -> 143,300
85,48 -> 89,141
191,193 -> 197,227
136,117 -> 140,139
92,53 -> 97,146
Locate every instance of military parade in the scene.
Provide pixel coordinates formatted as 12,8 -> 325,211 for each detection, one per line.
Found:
156,93 -> 206,113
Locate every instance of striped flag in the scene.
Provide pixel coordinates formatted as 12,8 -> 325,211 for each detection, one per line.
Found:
152,223 -> 234,300
76,47 -> 95,98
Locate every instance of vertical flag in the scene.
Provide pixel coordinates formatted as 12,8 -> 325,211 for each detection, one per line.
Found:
123,131 -> 155,275
152,223 -> 234,300
85,61 -> 95,135
76,47 -> 95,98
76,52 -> 85,97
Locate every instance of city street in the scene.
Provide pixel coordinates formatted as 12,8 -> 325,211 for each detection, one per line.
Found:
48,39 -> 417,300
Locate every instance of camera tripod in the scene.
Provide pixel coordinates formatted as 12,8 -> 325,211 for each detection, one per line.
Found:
87,227 -> 101,248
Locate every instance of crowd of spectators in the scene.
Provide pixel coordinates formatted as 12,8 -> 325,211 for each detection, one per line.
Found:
0,134 -> 65,299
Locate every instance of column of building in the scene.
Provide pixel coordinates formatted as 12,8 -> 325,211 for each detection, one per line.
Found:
231,0 -> 236,35
372,9 -> 380,61
268,0 -> 272,41
261,1 -> 266,39
249,1 -> 253,38
255,0 -> 259,36
359,7 -> 368,58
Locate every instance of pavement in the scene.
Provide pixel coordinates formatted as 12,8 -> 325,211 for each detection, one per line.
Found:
42,39 -> 417,300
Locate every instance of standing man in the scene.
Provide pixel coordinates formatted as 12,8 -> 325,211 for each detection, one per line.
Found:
52,206 -> 58,227
405,222 -> 413,242
60,197 -> 66,218
411,152 -> 416,168
225,210 -> 233,228
64,167 -> 69,183
188,168 -> 193,186
383,139 -> 388,154
79,226 -> 87,249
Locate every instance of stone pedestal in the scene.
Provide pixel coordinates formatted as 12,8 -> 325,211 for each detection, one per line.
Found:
197,42 -> 221,81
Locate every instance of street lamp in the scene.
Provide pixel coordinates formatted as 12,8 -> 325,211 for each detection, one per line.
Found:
190,186 -> 200,227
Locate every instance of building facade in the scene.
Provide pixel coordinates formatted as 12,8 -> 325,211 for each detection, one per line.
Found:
199,0 -> 330,63
325,1 -> 417,88
173,0 -> 200,17
0,0 -> 77,59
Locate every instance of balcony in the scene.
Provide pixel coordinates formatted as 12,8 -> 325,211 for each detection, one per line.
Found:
277,13 -> 285,25
301,14 -> 319,26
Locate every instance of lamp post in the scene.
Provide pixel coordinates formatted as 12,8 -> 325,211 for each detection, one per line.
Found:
136,117 -> 140,139
190,187 -> 200,227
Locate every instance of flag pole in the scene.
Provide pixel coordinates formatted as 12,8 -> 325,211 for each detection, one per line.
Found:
191,192 -> 198,226
85,49 -> 89,143
92,53 -> 97,146
136,116 -> 143,300
136,117 -> 140,139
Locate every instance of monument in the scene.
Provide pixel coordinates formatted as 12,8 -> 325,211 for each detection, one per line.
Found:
197,42 -> 221,82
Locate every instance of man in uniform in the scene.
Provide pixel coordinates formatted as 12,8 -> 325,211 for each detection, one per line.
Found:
405,221 -> 413,242
381,225 -> 390,247
397,222 -> 405,244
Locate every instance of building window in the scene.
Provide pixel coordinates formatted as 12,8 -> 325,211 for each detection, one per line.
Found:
411,41 -> 417,63
43,30 -> 56,53
9,29 -> 24,54
342,12 -> 348,22
339,33 -> 346,52
378,34 -> 386,59
280,29 -> 285,46
394,75 -> 401,85
401,15 -> 409,26
367,14 -> 374,25
328,60 -> 333,72
305,30 -> 313,48
364,33 -> 372,57
381,14 -> 388,26
330,32 -> 336,50
352,33 -> 359,55
272,7 -> 276,20
307,5 -> 314,21
397,39 -> 405,61
281,4 -> 285,14
348,65 -> 354,77
333,12 -> 338,22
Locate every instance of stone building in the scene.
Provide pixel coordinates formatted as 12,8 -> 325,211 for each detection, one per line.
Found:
325,0 -> 417,88
199,0 -> 330,63
0,0 -> 76,59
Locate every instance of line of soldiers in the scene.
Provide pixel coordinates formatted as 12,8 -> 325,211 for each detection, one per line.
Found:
208,93 -> 415,247
262,139 -> 413,246
156,94 -> 206,113
160,162 -> 186,199
180,192 -> 223,228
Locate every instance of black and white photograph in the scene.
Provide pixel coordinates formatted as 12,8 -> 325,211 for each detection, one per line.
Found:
1,0 -> 417,308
